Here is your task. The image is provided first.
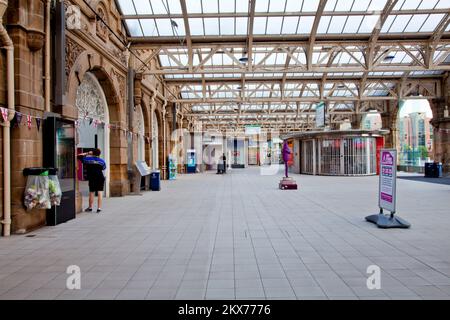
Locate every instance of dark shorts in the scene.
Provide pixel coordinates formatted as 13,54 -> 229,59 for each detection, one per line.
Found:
88,177 -> 105,192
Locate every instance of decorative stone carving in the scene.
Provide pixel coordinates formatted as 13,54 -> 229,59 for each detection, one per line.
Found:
96,6 -> 109,42
65,37 -> 85,78
27,29 -> 45,51
75,73 -> 106,122
111,68 -> 126,102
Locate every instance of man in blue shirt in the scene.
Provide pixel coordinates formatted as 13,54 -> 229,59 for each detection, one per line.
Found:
78,148 -> 106,213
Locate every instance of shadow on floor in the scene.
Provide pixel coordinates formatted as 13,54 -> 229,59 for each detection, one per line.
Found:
398,175 -> 450,186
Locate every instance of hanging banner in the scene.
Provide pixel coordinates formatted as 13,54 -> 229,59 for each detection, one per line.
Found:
315,102 -> 325,128
26,115 -> 32,129
1,107 -> 8,122
36,118 -> 41,132
378,149 -> 397,213
14,112 -> 23,127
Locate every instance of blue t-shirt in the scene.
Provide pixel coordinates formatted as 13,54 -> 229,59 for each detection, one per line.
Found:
80,156 -> 106,181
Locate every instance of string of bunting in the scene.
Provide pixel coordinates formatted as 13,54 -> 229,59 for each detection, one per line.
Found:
0,108 -> 151,140
0,108 -> 42,131
5,106 -> 449,136
74,118 -> 151,141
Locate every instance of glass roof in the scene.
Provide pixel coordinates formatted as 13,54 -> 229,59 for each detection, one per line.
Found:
118,0 -> 450,37
116,0 -> 449,125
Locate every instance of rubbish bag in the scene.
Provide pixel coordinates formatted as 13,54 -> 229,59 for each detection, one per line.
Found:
48,175 -> 62,206
24,174 -> 51,210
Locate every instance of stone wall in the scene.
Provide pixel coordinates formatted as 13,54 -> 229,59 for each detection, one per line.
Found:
6,0 -> 46,233
0,0 -> 173,233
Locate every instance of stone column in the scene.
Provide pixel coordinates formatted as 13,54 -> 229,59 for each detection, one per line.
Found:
7,1 -> 46,233
161,102 -> 167,179
148,94 -> 156,168
430,92 -> 450,175
381,101 -> 399,150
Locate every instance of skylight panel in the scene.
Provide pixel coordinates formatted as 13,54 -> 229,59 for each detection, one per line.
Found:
253,17 -> 268,34
203,18 -> 220,35
219,0 -> 235,13
399,0 -> 422,10
420,14 -> 445,32
150,0 -> 171,14
387,15 -> 413,32
404,14 -> 428,32
202,0 -> 219,13
186,0 -> 203,14
255,0 -> 270,12
234,0 -> 247,12
285,0 -> 303,11
118,0 -> 136,15
418,0 -> 439,9
235,18 -> 248,35
351,0 -> 371,11
381,15 -> 395,32
219,18 -> 235,35
302,0 -> 320,12
297,16 -> 315,33
368,0 -> 388,11
133,0 -> 152,14
166,0 -> 182,14
328,16 -> 348,33
155,19 -> 178,36
140,19 -> 157,36
269,0 -> 287,12
435,0 -> 450,9
339,0 -> 357,11
266,17 -> 283,34
325,0 -> 338,11
189,18 -> 204,35
193,55 -> 200,65
317,16 -> 332,33
159,55 -> 172,67
359,14 -> 381,33
343,15 -> 364,33
126,20 -> 143,36
282,16 -> 299,34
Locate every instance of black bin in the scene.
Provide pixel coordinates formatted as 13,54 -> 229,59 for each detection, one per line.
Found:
425,162 -> 442,178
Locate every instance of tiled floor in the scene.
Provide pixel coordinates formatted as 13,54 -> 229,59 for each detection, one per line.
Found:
1,167 -> 450,300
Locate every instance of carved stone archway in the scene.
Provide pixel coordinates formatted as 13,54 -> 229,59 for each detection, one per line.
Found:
75,72 -> 110,197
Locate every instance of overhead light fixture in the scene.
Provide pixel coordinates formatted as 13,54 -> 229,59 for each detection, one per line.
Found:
337,84 -> 345,89
239,57 -> 249,63
170,20 -> 178,28
383,55 -> 395,61
237,85 -> 247,90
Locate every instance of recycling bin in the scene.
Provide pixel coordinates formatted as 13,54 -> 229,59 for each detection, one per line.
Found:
150,170 -> 161,191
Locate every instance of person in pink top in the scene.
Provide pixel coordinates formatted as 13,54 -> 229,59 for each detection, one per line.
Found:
282,141 -> 291,178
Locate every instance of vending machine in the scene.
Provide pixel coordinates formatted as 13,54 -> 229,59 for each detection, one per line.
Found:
186,149 -> 196,173
168,155 -> 177,180
43,116 -> 76,225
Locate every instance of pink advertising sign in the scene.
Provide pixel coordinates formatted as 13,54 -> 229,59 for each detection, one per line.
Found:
379,149 -> 397,212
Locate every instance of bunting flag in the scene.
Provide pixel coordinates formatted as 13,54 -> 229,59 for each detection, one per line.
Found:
1,107 -> 8,122
93,119 -> 98,128
35,118 -> 41,132
89,118 -> 93,125
14,112 -> 23,128
26,115 -> 32,129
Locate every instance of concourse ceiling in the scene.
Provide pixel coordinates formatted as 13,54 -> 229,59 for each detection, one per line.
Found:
116,0 -> 450,131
